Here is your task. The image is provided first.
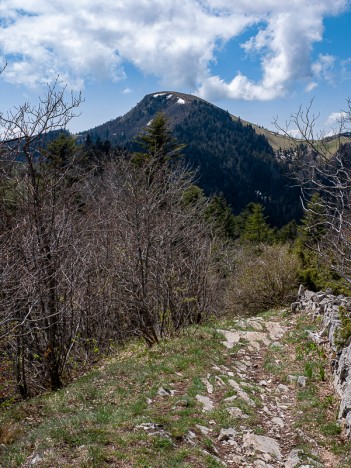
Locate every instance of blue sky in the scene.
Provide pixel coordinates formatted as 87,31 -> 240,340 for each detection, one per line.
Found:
0,1 -> 351,136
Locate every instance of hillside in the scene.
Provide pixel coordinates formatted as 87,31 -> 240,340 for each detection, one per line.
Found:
84,92 -> 302,227
230,115 -> 296,152
1,308 -> 350,467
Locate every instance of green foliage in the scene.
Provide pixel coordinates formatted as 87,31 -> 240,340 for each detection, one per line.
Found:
228,244 -> 300,314
294,193 -> 350,293
135,112 -> 185,164
173,100 -> 301,226
277,220 -> 298,243
0,176 -> 20,217
240,203 -> 274,244
45,132 -> 77,168
204,194 -> 237,239
335,306 -> 351,349
298,193 -> 326,247
182,184 -> 205,206
296,338 -> 326,381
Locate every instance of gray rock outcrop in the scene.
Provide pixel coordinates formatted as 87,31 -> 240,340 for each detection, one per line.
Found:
292,287 -> 351,437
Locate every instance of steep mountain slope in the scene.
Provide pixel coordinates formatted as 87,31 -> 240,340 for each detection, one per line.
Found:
84,92 -> 302,226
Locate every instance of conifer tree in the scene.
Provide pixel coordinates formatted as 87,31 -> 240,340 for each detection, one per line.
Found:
135,112 -> 184,164
45,132 -> 77,169
241,203 -> 273,244
204,194 -> 236,239
298,193 -> 326,248
295,193 -> 332,290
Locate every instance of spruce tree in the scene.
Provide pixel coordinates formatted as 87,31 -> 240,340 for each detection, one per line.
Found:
241,203 -> 273,244
135,112 -> 184,164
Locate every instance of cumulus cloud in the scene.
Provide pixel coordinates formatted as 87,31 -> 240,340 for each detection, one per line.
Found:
323,111 -> 350,136
326,111 -> 348,125
312,54 -> 336,83
305,82 -> 318,92
286,128 -> 303,139
198,1 -> 347,100
0,0 -> 348,100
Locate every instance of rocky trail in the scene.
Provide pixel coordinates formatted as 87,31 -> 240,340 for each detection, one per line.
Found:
212,318 -> 299,466
174,314 -> 318,467
1,307 -> 350,467
150,311 -> 345,468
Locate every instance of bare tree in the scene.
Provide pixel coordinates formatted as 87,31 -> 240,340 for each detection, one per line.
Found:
275,99 -> 351,283
0,81 -> 86,396
0,89 -> 228,399
97,153 -> 224,346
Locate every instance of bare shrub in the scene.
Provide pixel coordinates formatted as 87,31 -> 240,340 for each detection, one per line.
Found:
95,155 -> 225,345
0,88 -> 228,398
275,100 -> 351,284
228,244 -> 300,315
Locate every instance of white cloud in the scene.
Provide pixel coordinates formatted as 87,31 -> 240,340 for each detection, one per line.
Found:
286,128 -> 303,138
326,111 -> 348,125
312,54 -> 336,84
305,82 -> 318,92
323,111 -> 350,135
199,1 -> 347,101
0,0 -> 348,100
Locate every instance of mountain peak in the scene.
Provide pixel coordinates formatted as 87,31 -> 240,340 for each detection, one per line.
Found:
84,90 -> 302,227
147,91 -> 199,105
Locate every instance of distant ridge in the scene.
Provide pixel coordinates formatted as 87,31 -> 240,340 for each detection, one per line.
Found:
83,91 -> 303,226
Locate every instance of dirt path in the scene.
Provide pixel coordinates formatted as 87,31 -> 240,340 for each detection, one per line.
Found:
1,309 -> 348,467
192,313 -> 341,467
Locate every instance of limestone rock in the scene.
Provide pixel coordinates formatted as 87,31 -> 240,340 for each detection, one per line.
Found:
265,321 -> 286,340
259,380 -> 268,387
195,424 -> 212,435
285,448 -> 304,468
201,377 -> 214,394
297,376 -> 307,387
184,430 -> 196,444
30,454 -> 42,465
157,386 -> 176,396
271,416 -> 284,428
224,395 -> 237,403
243,433 -> 282,460
218,427 -> 236,441
217,329 -> 241,349
134,422 -> 171,439
195,394 -> 214,411
228,379 -> 256,406
241,331 -> 271,348
291,302 -> 300,313
226,406 -> 249,419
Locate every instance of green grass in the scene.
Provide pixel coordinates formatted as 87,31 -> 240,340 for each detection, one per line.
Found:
1,309 -> 350,467
0,323 -> 240,467
279,314 -> 350,466
231,112 -> 351,155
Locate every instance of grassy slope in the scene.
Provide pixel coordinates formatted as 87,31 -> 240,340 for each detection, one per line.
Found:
231,115 -> 351,154
0,324 -> 236,467
231,116 -> 298,151
1,311 -> 350,467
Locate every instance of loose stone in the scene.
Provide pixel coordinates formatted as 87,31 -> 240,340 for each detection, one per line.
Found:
195,394 -> 214,411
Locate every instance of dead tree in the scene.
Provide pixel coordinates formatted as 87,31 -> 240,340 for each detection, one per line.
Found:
0,81 -> 86,395
275,99 -> 351,283
98,153 -> 223,346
